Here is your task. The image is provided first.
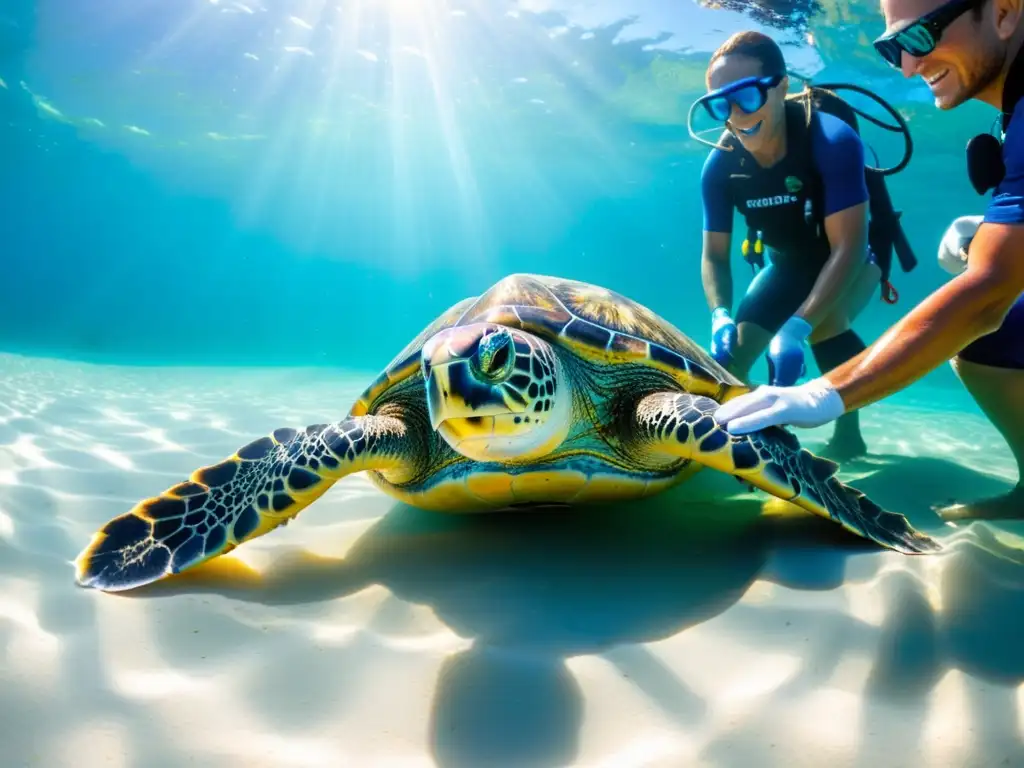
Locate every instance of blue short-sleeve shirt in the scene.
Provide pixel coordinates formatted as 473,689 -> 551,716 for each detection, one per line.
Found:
984,98 -> 1024,225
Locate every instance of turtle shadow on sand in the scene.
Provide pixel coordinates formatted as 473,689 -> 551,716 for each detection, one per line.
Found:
131,497 -> 850,768
118,456 -> 974,768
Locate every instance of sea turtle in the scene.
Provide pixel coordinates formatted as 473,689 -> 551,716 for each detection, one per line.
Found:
74,273 -> 941,591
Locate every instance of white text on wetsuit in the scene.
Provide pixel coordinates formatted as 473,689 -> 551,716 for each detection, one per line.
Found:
745,194 -> 798,208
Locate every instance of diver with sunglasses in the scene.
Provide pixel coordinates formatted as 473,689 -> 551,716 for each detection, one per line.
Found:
696,31 -> 891,461
717,0 -> 1024,520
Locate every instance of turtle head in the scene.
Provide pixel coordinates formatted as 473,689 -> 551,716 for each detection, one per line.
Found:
421,323 -> 572,463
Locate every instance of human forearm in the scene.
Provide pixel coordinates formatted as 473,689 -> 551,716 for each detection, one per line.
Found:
702,256 -> 732,312
825,272 -> 1015,411
713,221 -> 1024,439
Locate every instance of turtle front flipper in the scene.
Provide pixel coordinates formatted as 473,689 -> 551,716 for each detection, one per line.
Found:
630,392 -> 941,555
75,415 -> 419,592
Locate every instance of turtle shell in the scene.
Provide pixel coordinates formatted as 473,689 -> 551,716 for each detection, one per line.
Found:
350,273 -> 749,416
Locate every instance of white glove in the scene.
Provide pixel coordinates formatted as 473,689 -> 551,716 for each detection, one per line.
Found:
713,377 -> 846,434
937,215 -> 983,275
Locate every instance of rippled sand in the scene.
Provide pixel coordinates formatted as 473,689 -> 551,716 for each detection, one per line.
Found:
2,352 -> 1023,767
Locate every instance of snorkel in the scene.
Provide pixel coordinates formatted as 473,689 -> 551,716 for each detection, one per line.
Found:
686,97 -> 733,151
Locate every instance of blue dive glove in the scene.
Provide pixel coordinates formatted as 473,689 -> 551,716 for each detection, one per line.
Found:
766,315 -> 811,387
710,307 -> 737,368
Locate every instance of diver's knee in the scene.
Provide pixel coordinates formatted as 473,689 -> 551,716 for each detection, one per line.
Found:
844,261 -> 881,321
729,322 -> 771,379
735,322 -> 771,353
809,323 -> 848,345
809,313 -> 851,344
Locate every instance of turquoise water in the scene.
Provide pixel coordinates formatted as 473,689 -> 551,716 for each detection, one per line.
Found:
4,3 -> 1024,765
0,0 -> 1002,391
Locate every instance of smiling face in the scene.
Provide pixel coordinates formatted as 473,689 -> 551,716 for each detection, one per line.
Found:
879,0 -> 1008,109
706,53 -> 788,153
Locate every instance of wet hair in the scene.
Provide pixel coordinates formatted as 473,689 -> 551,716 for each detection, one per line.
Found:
705,31 -> 787,86
705,29 -> 826,134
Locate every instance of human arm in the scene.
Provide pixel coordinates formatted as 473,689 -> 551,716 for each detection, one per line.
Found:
826,93 -> 1024,410
699,149 -> 735,312
715,101 -> 1024,433
715,221 -> 1024,432
699,149 -> 739,366
701,230 -> 733,312
826,220 -> 1024,411
762,115 -> 870,386
764,200 -> 869,385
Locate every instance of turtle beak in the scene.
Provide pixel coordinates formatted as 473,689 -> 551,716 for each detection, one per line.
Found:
423,329 -> 528,430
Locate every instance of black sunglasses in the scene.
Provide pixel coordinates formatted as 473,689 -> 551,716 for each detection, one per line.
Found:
873,0 -> 986,68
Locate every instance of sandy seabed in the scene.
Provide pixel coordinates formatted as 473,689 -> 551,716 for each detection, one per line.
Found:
1,352 -> 1024,768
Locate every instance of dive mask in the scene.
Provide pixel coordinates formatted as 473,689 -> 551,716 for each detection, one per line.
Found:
695,73 -> 785,122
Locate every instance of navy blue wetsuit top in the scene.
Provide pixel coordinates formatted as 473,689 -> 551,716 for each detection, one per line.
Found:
960,95 -> 1024,370
984,97 -> 1024,225
701,111 -> 869,235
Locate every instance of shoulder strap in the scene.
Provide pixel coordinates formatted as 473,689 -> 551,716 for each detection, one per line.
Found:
779,97 -> 830,242
784,97 -> 816,158
806,86 -> 861,134
794,86 -> 914,296
784,97 -> 821,194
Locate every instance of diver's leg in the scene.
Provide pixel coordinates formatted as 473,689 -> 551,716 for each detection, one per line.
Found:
806,259 -> 880,343
809,330 -> 870,460
936,293 -> 1024,521
806,261 -> 881,461
731,261 -> 809,383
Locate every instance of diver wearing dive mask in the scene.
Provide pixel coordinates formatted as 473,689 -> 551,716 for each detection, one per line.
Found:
717,0 -> 1024,522
693,30 -> 917,461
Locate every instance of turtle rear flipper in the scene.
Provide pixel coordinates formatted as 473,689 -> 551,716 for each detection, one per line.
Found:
74,415 -> 417,592
632,392 -> 941,555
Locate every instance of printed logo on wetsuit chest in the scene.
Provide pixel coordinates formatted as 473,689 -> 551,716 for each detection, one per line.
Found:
744,193 -> 799,209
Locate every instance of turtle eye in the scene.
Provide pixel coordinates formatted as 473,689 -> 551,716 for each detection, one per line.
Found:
474,329 -> 514,381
